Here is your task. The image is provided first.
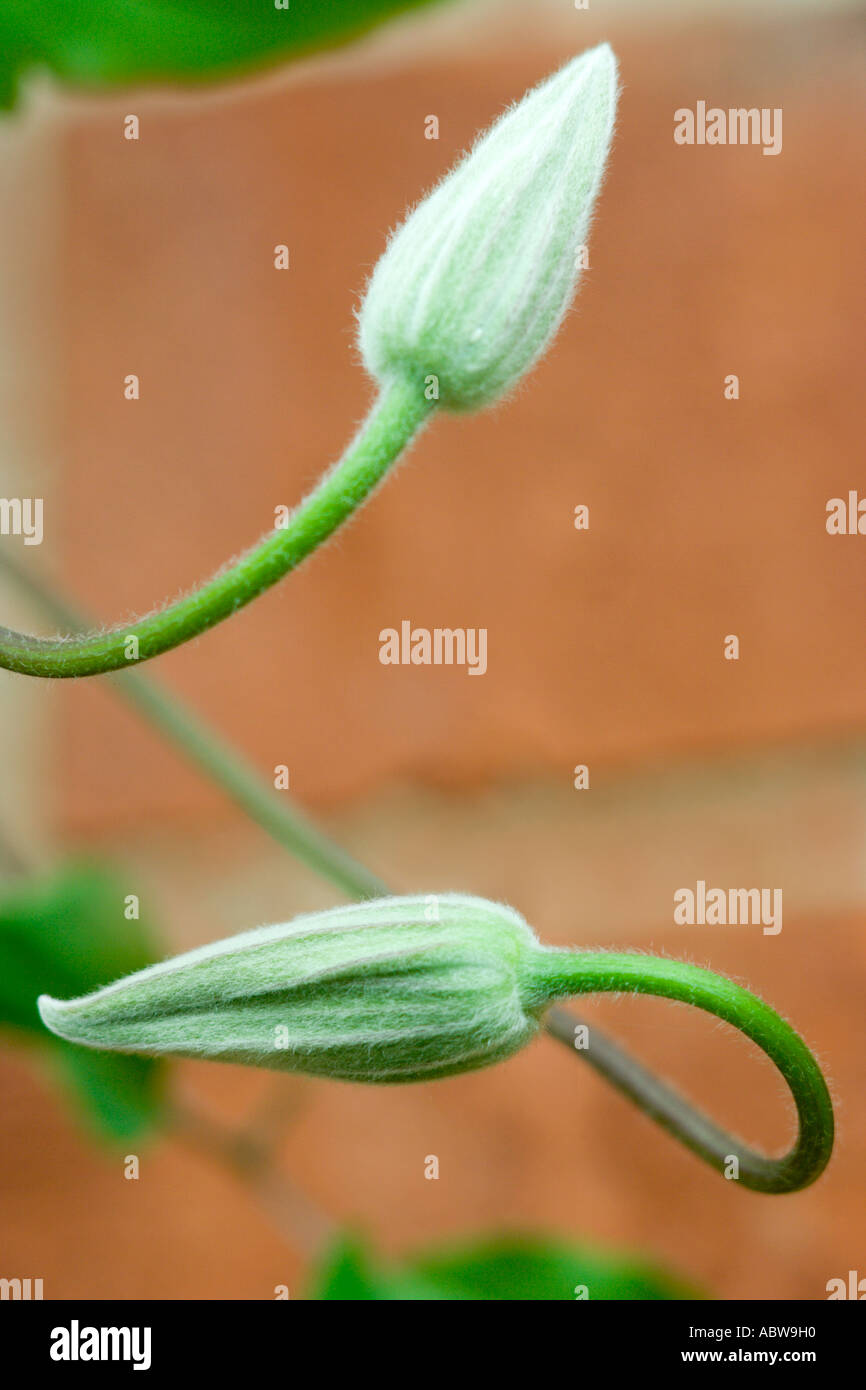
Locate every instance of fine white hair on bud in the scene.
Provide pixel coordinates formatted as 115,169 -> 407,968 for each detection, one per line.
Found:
358,42 -> 618,412
37,895 -> 544,1084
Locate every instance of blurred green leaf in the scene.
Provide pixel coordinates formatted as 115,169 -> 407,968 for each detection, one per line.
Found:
0,0 -> 446,111
311,1238 -> 394,1301
49,1046 -> 163,1144
311,1233 -> 701,1301
412,1238 -> 700,1301
0,862 -> 166,1142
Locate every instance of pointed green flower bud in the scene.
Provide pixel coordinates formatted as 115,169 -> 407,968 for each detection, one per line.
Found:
37,895 -> 544,1084
358,42 -> 618,412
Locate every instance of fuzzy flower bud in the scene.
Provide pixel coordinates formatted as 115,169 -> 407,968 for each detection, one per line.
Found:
38,895 -> 546,1084
358,43 -> 618,412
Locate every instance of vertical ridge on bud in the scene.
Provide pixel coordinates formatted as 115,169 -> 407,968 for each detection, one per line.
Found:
358,42 -> 619,411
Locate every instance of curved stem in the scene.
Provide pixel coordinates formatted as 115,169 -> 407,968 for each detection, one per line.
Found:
529,951 -> 833,1194
0,375 -> 434,678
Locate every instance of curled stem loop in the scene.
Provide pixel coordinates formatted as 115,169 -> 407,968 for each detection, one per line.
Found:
533,952 -> 833,1194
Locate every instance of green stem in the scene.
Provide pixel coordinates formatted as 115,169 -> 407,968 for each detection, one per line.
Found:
530,952 -> 834,1194
0,554 -> 386,900
0,375 -> 434,678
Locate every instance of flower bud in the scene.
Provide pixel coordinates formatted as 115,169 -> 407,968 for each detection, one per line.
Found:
358,43 -> 618,412
37,895 -> 543,1084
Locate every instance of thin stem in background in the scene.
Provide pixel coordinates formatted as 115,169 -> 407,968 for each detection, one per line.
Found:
0,822 -> 31,877
0,552 -> 386,901
168,1094 -> 335,1258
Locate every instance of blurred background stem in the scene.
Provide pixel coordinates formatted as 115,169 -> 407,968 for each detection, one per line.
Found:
0,553 -> 387,900
168,1090 -> 335,1257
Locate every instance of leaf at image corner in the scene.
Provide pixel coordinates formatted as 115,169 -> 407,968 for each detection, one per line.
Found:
0,0 -> 446,111
0,861 -> 166,1142
410,1236 -> 701,1301
310,1232 -> 702,1301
